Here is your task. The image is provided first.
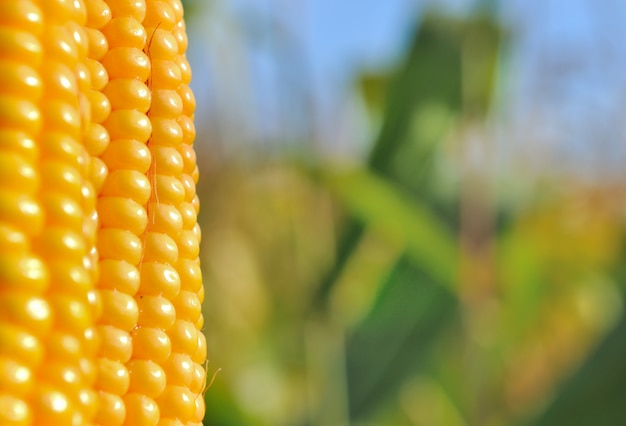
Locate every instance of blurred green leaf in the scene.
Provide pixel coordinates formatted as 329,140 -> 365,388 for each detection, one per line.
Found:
358,72 -> 392,122
346,257 -> 459,422
460,16 -> 501,118
369,15 -> 464,179
204,378 -> 253,426
322,167 -> 458,288
321,165 -> 462,422
497,227 -> 546,344
525,299 -> 626,426
315,13 -> 501,310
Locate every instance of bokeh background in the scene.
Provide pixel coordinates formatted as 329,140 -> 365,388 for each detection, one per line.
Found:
183,0 -> 626,424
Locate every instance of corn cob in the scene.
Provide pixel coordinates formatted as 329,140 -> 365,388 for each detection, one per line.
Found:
97,1 -> 153,424
164,2 -> 208,424
0,1 -> 48,424
140,1 -> 206,424
0,1 -> 206,424
33,0 -> 100,423
86,1 -> 144,425
72,1 -> 111,422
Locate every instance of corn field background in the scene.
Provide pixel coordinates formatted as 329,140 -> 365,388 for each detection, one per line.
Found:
187,0 -> 626,424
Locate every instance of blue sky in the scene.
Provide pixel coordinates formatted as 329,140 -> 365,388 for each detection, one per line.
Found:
305,0 -> 419,77
187,0 -> 626,176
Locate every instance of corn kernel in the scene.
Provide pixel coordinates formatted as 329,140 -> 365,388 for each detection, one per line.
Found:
126,360 -> 166,398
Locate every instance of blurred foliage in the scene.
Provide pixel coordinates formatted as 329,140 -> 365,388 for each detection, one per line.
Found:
195,5 -> 626,426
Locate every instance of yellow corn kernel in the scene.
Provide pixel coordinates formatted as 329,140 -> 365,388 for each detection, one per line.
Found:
95,358 -> 130,395
97,325 -> 133,363
144,1 -> 176,30
0,2 -> 43,35
136,295 -> 176,329
101,139 -> 152,172
102,16 -> 147,49
126,360 -> 166,398
89,156 -> 110,192
151,59 -> 182,89
123,393 -> 160,426
0,27 -> 44,65
0,393 -> 31,425
87,28 -> 110,60
100,170 -> 152,203
97,228 -> 143,264
96,392 -> 126,425
137,262 -> 181,299
142,232 -> 178,264
103,78 -> 151,112
87,56 -> 110,89
0,97 -> 41,130
104,109 -> 152,142
99,290 -> 139,332
98,197 -> 148,235
107,0 -> 147,21
175,55 -> 191,84
149,175 -> 185,204
130,327 -> 171,363
155,386 -> 195,420
177,258 -> 202,293
162,353 -> 194,387
98,258 -> 140,294
145,203 -> 183,235
102,46 -> 151,81
173,290 -> 201,324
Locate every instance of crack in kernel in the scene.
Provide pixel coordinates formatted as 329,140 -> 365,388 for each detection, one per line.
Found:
145,22 -> 164,219
141,22 -> 165,271
143,22 -> 161,91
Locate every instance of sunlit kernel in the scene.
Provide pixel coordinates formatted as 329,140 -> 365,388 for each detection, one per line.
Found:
23,258 -> 46,281
26,12 -> 41,25
62,368 -> 78,384
26,299 -> 49,321
19,200 -> 38,216
60,110 -> 77,125
84,326 -> 95,341
164,268 -> 178,283
50,393 -> 68,412
119,334 -> 131,346
76,68 -> 88,84
59,40 -> 72,56
59,75 -> 72,90
25,75 -> 39,88
26,108 -> 39,122
62,201 -> 78,215
15,365 -> 30,383
24,39 -> 41,55
62,233 -> 82,251
22,334 -> 37,351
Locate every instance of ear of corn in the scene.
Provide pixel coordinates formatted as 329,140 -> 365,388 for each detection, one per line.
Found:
0,1 -> 47,424
99,1 -> 157,425
0,1 -> 206,425
32,0 -> 100,423
141,1 -> 206,424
